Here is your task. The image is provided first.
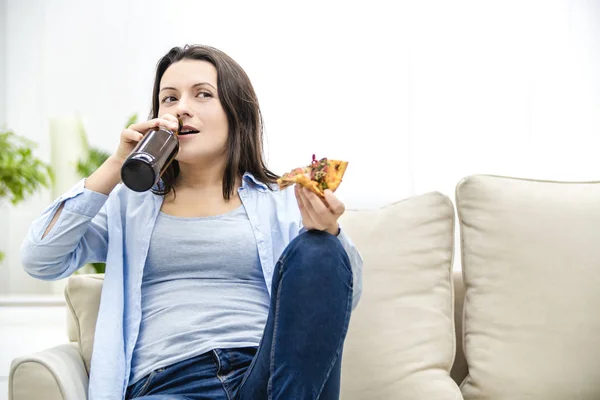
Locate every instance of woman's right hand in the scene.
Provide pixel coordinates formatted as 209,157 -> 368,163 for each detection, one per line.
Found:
81,114 -> 180,196
113,114 -> 180,162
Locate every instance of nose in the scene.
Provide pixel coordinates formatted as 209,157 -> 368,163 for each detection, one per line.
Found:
175,95 -> 194,118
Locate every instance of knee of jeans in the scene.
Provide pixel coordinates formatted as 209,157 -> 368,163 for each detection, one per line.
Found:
286,230 -> 350,273
295,229 -> 343,251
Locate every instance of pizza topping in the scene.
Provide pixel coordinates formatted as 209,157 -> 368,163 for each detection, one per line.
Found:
310,155 -> 329,183
282,167 -> 307,180
311,154 -> 319,167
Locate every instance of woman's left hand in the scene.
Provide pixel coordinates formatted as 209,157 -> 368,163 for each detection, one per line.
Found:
295,185 -> 345,236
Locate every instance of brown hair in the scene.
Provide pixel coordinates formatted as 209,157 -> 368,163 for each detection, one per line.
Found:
150,44 -> 278,199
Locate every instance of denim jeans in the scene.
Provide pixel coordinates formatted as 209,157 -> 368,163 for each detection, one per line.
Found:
126,230 -> 354,400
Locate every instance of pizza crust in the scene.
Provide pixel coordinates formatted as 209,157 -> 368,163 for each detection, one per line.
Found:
325,160 -> 348,192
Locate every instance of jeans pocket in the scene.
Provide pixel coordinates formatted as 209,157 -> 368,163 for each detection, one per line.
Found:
130,369 -> 161,398
228,347 -> 257,369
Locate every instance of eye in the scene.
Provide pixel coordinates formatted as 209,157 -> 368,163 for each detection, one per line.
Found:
197,90 -> 213,98
161,96 -> 177,104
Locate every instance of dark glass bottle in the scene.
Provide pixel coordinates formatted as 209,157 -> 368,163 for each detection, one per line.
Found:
120,120 -> 182,192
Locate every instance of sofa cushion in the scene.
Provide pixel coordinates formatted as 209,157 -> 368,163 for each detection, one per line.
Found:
64,274 -> 104,374
339,192 -> 462,399
456,175 -> 600,399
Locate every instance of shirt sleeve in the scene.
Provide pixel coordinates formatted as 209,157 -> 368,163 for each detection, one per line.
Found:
20,179 -> 110,281
333,225 -> 363,310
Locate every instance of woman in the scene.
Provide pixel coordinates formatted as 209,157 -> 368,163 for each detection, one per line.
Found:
21,44 -> 363,400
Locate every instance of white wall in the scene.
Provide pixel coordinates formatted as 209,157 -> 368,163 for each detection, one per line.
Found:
3,0 -> 600,294
0,0 -> 4,126
0,0 -> 8,296
3,0 -> 52,295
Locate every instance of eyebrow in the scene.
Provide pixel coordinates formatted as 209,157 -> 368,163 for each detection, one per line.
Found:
159,82 -> 217,92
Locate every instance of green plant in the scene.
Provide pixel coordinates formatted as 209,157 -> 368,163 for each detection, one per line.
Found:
0,129 -> 53,262
76,148 -> 112,178
75,113 -> 138,274
76,113 -> 138,178
0,130 -> 54,204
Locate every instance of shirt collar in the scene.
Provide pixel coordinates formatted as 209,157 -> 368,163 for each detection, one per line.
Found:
242,172 -> 269,192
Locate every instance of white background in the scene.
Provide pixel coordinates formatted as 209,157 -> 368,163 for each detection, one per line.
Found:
1,0 -> 600,294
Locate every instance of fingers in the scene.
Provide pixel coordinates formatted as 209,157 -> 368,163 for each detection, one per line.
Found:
295,185 -> 316,227
161,113 -> 179,124
302,187 -> 330,215
298,187 -> 332,230
296,184 -> 346,234
160,114 -> 181,130
324,189 -> 345,216
128,117 -> 179,134
121,128 -> 143,144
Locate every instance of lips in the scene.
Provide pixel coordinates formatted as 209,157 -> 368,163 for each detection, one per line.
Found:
179,125 -> 199,136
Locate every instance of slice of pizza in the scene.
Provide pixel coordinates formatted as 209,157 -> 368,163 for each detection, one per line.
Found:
278,154 -> 348,197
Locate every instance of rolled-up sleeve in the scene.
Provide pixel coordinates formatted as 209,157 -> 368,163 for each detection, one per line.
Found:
20,179 -> 110,281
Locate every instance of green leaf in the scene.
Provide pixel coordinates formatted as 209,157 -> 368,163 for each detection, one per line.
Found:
125,113 -> 138,128
91,262 -> 106,274
75,113 -> 135,179
77,147 -> 111,178
0,129 -> 53,205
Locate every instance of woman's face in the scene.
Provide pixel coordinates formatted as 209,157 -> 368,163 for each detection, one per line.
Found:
157,59 -> 229,164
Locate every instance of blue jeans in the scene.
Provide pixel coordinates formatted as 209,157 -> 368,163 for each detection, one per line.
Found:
126,230 -> 354,400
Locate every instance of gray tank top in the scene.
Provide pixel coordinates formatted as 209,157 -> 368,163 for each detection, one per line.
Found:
129,205 -> 270,385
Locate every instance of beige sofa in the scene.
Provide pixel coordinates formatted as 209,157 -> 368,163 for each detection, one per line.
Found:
7,272 -> 468,399
10,175 -> 600,399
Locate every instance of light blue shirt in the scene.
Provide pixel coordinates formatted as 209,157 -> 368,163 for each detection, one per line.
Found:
20,172 -> 363,400
130,206 -> 271,385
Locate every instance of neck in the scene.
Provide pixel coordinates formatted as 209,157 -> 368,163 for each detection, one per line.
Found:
175,159 -> 241,194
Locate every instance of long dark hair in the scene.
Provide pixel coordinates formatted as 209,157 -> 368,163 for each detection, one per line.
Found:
150,44 -> 278,199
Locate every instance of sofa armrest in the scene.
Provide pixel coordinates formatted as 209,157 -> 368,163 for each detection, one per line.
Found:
9,342 -> 88,400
